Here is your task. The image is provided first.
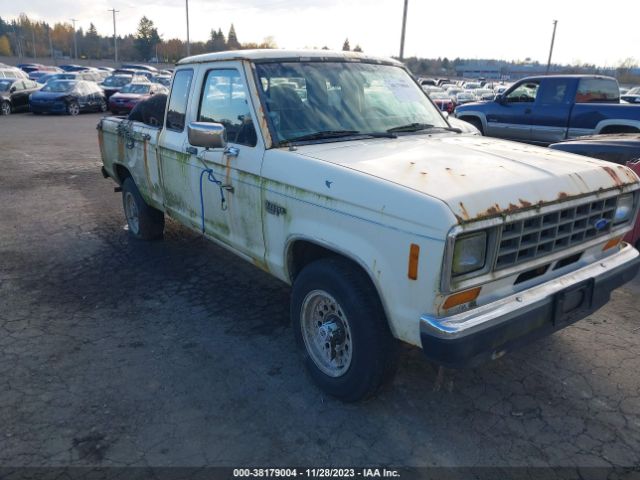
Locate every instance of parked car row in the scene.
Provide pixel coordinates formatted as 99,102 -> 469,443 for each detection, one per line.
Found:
0,62 -> 172,116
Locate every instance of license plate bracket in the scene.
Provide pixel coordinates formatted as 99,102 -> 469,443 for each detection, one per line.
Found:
553,278 -> 594,326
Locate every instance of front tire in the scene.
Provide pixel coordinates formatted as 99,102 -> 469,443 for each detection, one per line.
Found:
291,257 -> 397,402
99,99 -> 107,113
1,101 -> 11,116
121,177 -> 164,240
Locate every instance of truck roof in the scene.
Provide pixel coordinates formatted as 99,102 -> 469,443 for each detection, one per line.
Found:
176,49 -> 402,66
516,74 -> 617,83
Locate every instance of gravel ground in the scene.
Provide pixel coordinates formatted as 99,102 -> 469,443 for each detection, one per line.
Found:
1,112 -> 639,473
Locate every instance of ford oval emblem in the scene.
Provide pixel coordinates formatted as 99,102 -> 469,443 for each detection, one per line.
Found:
593,218 -> 609,231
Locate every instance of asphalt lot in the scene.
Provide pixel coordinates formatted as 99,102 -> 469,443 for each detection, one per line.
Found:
1,112 -> 640,471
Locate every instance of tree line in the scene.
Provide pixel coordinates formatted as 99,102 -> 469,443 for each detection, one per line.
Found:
0,14 -> 278,63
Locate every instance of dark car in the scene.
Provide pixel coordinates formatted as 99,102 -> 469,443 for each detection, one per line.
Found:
621,86 -> 640,104
121,63 -> 157,73
0,78 -> 42,115
29,80 -> 107,115
549,134 -> 640,248
100,74 -> 149,99
109,82 -> 167,115
59,64 -> 90,72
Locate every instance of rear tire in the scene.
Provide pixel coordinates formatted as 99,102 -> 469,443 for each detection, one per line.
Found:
291,257 -> 397,402
121,177 -> 164,240
99,99 -> 107,113
1,101 -> 10,116
67,101 -> 80,116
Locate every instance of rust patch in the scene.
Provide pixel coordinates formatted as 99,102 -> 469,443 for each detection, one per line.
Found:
420,171 -> 427,175
117,135 -> 125,162
519,199 -> 532,208
458,202 -> 470,220
557,192 -> 569,200
142,138 -> 152,187
507,203 -> 520,212
602,165 -> 624,187
97,129 -> 105,158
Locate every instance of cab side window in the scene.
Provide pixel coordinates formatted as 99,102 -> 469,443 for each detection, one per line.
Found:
166,69 -> 194,132
198,69 -> 257,147
505,81 -> 540,103
538,79 -> 572,104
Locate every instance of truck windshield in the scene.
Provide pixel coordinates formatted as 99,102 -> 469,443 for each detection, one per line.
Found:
255,61 -> 448,144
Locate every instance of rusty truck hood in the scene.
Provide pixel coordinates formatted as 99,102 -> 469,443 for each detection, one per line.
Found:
295,134 -> 640,222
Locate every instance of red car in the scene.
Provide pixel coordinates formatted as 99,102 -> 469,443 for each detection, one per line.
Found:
625,160 -> 640,248
108,82 -> 167,115
428,91 -> 455,113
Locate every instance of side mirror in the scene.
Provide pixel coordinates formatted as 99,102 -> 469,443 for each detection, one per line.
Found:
188,122 -> 227,149
442,111 -> 449,119
10,86 -> 16,93
494,94 -> 503,104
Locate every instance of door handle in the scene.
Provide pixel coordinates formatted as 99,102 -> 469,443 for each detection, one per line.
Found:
224,146 -> 240,157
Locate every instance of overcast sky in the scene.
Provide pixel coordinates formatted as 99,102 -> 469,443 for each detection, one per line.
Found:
3,0 -> 639,66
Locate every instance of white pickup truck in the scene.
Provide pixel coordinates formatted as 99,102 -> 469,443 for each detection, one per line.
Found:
99,50 -> 640,401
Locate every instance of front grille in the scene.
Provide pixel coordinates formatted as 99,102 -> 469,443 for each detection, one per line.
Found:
495,196 -> 619,270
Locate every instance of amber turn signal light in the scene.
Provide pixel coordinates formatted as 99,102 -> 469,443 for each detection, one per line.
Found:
443,287 -> 481,310
602,236 -> 623,251
408,243 -> 420,280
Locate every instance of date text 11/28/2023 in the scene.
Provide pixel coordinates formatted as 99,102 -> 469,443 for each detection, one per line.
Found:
232,468 -> 401,478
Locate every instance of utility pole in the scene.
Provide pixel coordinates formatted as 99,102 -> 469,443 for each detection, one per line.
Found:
185,0 -> 191,56
32,29 -> 36,58
399,0 -> 408,61
71,18 -> 78,59
546,20 -> 558,74
48,26 -> 54,63
108,8 -> 119,63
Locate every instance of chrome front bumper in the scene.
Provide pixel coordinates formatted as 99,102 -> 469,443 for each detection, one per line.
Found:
420,243 -> 640,366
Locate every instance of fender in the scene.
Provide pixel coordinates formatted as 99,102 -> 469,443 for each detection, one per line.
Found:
595,118 -> 640,134
455,110 -> 488,133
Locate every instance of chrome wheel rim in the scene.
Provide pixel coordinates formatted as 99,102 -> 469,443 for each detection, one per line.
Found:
68,103 -> 79,115
124,192 -> 140,234
1,102 -> 10,115
100,100 -> 107,112
301,290 -> 353,377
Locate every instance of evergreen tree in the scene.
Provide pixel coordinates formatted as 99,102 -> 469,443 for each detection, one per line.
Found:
86,23 -> 99,59
227,24 -> 240,50
353,44 -> 362,52
342,38 -> 350,51
134,16 -> 160,60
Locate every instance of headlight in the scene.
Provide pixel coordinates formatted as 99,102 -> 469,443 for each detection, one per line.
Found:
614,194 -> 634,224
452,231 -> 487,276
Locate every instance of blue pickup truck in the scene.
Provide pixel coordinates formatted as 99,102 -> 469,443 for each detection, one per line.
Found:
455,75 -> 640,144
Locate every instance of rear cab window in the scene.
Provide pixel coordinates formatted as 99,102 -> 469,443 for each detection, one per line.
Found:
575,78 -> 619,103
166,69 -> 194,132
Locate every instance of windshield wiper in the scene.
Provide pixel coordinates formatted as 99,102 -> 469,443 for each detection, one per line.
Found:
283,130 -> 397,144
387,123 -> 462,134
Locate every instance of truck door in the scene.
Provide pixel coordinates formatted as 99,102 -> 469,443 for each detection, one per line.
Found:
185,64 -> 265,262
158,67 -> 210,231
528,77 -> 574,144
486,79 -> 540,141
